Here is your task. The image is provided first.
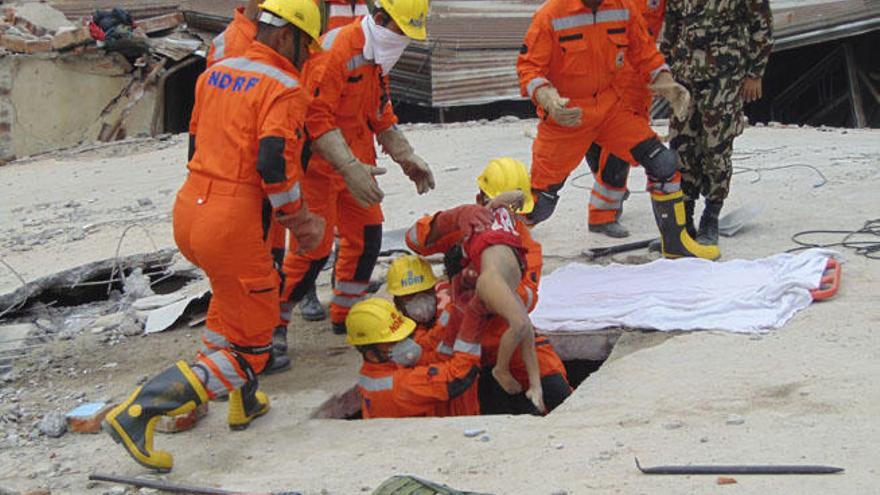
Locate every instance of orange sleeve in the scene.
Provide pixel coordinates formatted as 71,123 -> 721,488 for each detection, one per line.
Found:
188,72 -> 207,136
404,214 -> 464,256
206,8 -> 257,66
516,8 -> 554,101
394,352 -> 480,406
624,0 -> 668,80
257,90 -> 306,216
516,224 -> 542,312
368,74 -> 399,135
304,47 -> 348,140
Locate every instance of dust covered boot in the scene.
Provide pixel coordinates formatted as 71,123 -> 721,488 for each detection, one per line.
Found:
299,285 -> 327,321
228,366 -> 270,431
696,200 -> 722,246
651,190 -> 720,260
102,361 -> 208,472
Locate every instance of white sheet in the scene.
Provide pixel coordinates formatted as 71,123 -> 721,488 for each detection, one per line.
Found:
532,249 -> 836,334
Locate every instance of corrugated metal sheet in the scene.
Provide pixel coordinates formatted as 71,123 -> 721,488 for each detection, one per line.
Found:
49,0 -> 181,20
391,0 -> 880,108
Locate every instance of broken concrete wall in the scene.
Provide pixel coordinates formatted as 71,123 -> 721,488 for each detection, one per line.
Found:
1,52 -> 157,160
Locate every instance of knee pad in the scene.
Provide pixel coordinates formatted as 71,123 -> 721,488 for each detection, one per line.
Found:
526,182 -> 564,225
353,224 -> 383,281
584,143 -> 602,174
631,137 -> 678,183
601,154 -> 631,188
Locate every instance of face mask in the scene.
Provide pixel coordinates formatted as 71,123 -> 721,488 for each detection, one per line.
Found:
389,338 -> 422,367
403,293 -> 437,325
362,15 -> 411,75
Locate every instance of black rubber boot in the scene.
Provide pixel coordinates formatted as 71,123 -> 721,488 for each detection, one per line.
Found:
272,325 -> 287,354
103,361 -> 208,472
696,200 -> 723,246
651,191 -> 720,260
261,351 -> 291,375
331,321 -> 347,335
684,199 -> 697,238
299,285 -> 327,322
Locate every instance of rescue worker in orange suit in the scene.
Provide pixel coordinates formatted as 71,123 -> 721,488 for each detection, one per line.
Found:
323,0 -> 371,33
207,0 -> 330,357
584,0 -> 667,239
278,0 -> 435,340
347,297 -> 482,418
386,255 -> 480,414
406,158 -> 572,414
102,0 -> 325,472
518,0 -> 720,260
387,255 -> 464,366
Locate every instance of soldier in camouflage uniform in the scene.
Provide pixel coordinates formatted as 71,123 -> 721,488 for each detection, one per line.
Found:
662,0 -> 773,250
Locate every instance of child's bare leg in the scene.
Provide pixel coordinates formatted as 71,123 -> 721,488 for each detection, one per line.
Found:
477,246 -> 529,395
518,329 -> 545,413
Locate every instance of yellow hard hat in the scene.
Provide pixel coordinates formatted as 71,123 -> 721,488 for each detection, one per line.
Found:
477,157 -> 535,214
258,0 -> 323,45
346,298 -> 416,346
377,0 -> 429,41
387,255 -> 437,296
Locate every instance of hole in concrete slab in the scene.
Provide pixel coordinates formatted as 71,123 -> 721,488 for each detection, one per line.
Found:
311,340 -> 614,419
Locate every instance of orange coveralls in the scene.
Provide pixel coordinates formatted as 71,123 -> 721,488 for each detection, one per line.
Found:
357,336 -> 482,418
404,211 -> 569,389
587,0 -> 667,226
323,0 -> 370,33
177,42 -> 308,396
280,22 -> 397,328
517,0 -> 672,225
205,7 -> 290,278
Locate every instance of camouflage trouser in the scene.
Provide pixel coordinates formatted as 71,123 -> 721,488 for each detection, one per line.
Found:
669,77 -> 745,202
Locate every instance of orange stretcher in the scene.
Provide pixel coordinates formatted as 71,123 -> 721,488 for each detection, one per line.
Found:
810,258 -> 841,301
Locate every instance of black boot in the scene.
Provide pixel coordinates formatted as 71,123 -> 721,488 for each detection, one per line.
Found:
684,199 -> 697,238
103,361 -> 208,472
299,285 -> 327,322
697,200 -> 722,246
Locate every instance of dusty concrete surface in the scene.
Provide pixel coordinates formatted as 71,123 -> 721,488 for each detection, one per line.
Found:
0,120 -> 878,494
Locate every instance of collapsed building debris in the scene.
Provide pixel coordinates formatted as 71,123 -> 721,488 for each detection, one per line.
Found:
0,2 -> 207,164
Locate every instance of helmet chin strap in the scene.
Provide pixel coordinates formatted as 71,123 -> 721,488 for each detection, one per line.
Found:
292,28 -> 303,70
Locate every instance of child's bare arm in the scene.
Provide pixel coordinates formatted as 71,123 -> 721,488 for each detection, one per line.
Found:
476,245 -> 533,394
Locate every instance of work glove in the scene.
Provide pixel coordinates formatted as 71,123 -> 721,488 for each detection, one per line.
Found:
433,204 -> 494,239
313,129 -> 386,207
377,128 -> 435,194
650,71 -> 691,121
276,206 -> 326,253
534,85 -> 582,128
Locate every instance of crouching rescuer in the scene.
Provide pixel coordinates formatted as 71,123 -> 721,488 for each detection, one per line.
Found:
348,298 -> 483,418
102,0 -> 324,472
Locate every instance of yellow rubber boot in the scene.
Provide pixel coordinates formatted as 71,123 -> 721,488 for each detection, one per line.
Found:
651,190 -> 721,260
102,361 -> 208,472
228,378 -> 270,430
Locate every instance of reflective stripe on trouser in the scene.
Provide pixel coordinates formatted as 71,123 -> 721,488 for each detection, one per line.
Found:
173,174 -> 279,377
281,153 -> 384,326
530,95 -> 657,224
195,349 -> 248,399
586,143 -> 631,225
199,327 -> 229,356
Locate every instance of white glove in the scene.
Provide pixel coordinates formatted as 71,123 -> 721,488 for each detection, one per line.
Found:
534,85 -> 582,128
650,71 -> 691,121
377,128 -> 435,194
313,129 -> 386,207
